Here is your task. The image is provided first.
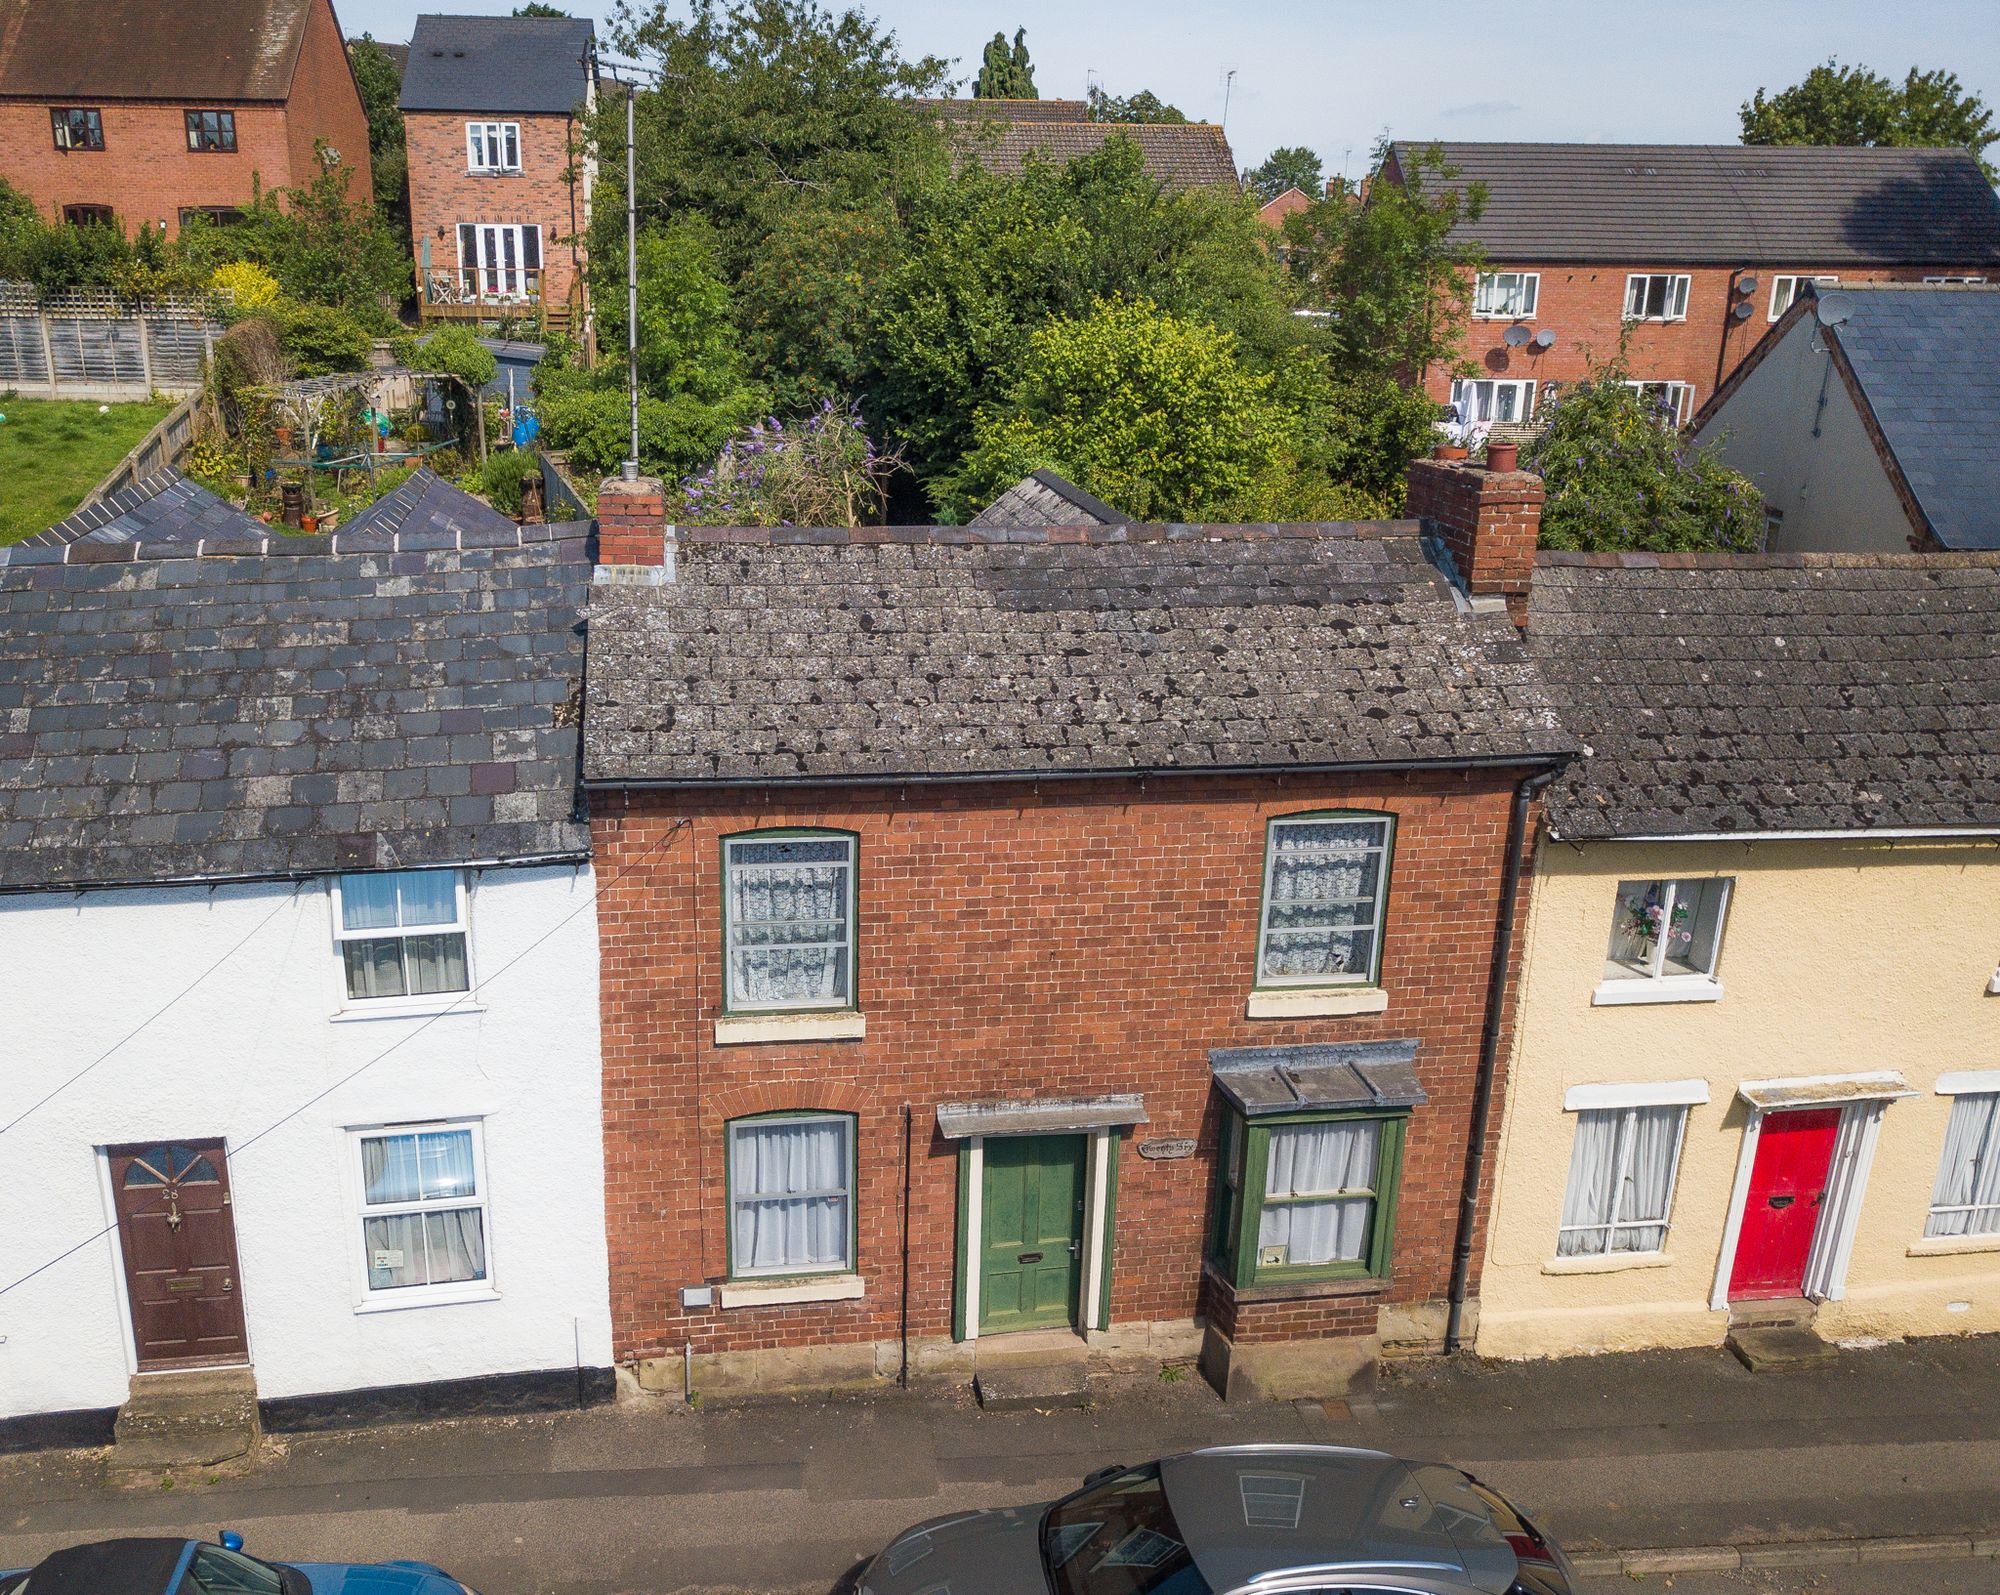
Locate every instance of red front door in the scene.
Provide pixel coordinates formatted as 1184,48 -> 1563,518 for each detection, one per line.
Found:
1729,1108 -> 1840,1300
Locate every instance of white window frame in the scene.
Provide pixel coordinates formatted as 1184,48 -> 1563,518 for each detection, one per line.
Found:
1255,812 -> 1394,990
722,832 -> 858,1014
1592,876 -> 1731,1007
725,1112 -> 856,1279
1556,1102 -> 1691,1260
466,120 -> 522,174
1925,1090 -> 2000,1240
1923,275 -> 1986,285
1623,272 -> 1691,322
347,1119 -> 495,1309
456,222 -> 542,301
1770,274 -> 1838,319
329,869 -> 474,1014
1472,270 -> 1539,319
1623,380 -> 1696,425
1449,377 -> 1537,426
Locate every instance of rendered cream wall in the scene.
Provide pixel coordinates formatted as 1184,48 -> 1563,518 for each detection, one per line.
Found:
0,865 -> 612,1420
1480,836 -> 2000,1359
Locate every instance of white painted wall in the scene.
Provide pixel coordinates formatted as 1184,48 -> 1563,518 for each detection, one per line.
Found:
0,864 -> 612,1420
1695,316 -> 1917,554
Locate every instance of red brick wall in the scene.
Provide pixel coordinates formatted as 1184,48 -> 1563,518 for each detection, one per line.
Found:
1406,458 -> 1543,608
594,771 -> 1539,1365
1427,262 -> 1995,416
405,108 -> 584,313
284,0 -> 373,213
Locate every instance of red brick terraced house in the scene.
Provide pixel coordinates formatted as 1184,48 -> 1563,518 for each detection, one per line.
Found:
1383,142 -> 2000,432
582,468 -> 1573,1403
399,13 -> 596,333
0,0 -> 372,238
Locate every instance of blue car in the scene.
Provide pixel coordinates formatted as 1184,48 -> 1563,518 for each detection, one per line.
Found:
0,1534 -> 476,1595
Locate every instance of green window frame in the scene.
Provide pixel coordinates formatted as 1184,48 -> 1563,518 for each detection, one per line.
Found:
1253,810 -> 1395,989
1207,1106 -> 1406,1287
723,1110 -> 859,1280
719,828 -> 859,1015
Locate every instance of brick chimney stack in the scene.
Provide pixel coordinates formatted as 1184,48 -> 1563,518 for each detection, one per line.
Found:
1406,455 -> 1545,623
596,475 -> 673,570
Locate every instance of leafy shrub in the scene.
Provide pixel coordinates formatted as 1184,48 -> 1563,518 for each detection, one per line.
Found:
391,325 -> 497,390
469,447 -> 541,514
210,261 -> 280,313
679,400 -> 897,527
274,301 -> 371,376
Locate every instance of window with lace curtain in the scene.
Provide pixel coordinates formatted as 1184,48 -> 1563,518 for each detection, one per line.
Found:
726,1113 -> 856,1277
722,832 -> 857,1012
1927,1092 -> 2000,1239
1208,1108 -> 1407,1286
1255,813 -> 1394,989
1557,1104 -> 1689,1257
351,1123 -> 490,1301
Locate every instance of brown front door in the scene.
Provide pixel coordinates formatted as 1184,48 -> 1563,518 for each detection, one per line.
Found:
109,1141 -> 249,1369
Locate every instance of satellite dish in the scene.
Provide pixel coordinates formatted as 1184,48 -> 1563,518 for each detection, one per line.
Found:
1502,324 -> 1532,347
1534,328 -> 1557,349
1737,273 -> 1759,294
1732,300 -> 1755,320
1815,291 -> 1854,327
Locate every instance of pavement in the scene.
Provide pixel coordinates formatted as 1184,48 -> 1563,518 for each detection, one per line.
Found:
1,1334 -> 1997,1595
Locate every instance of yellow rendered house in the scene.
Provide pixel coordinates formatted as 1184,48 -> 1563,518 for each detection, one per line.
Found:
1479,551 -> 2000,1359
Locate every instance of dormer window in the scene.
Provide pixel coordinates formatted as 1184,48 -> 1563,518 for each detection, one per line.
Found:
467,121 -> 521,174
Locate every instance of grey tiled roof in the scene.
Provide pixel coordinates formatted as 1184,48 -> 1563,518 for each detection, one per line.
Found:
1825,285 -> 2000,551
1526,552 -> 2000,838
0,531 -> 592,891
950,120 -> 1240,189
1392,142 -> 2000,266
969,470 -> 1130,529
22,471 -> 263,548
399,13 -> 594,114
338,467 -> 524,543
0,0 -> 315,99
922,98 -> 1092,123
583,523 -> 1572,786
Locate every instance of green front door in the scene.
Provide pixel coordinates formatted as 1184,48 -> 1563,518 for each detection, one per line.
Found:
980,1134 -> 1087,1334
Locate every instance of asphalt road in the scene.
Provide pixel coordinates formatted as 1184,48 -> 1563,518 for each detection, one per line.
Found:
1580,1563 -> 2000,1594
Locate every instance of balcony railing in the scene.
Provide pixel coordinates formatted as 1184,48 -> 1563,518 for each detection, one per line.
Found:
421,268 -> 542,319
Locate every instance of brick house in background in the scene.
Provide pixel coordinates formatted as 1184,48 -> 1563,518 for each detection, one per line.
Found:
1383,142 -> 2000,430
400,13 -> 596,334
0,0 -> 371,238
582,471 -> 1571,1403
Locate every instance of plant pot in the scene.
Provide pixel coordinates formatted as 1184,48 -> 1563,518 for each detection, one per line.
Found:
1485,440 -> 1520,472
275,426 -> 295,448
1433,443 -> 1469,461
300,514 -> 318,533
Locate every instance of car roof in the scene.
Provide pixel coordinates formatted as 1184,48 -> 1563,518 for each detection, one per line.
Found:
17,1539 -> 191,1595
1161,1447 -> 1516,1595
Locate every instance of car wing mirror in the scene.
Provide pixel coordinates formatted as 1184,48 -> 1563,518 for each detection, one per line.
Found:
219,1533 -> 245,1553
1081,1465 -> 1125,1489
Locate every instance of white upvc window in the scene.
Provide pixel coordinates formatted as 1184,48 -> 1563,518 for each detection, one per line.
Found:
1557,1101 -> 1690,1257
1594,877 -> 1730,1006
1256,812 -> 1394,988
1473,270 -> 1539,319
723,832 -> 858,1012
727,1113 -> 855,1277
352,1121 -> 491,1300
1623,272 -> 1691,321
1624,380 -> 1695,424
333,869 -> 470,1004
455,222 -> 542,300
466,120 -> 521,173
1770,274 -> 1838,319
1923,275 -> 1987,284
1927,1091 -> 2000,1239
1450,377 -> 1537,425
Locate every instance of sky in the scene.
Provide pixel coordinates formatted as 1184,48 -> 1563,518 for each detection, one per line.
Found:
345,0 -> 2000,176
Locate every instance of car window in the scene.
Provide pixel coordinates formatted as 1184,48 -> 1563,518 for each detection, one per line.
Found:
185,1547 -> 284,1595
1042,1465 -> 1210,1595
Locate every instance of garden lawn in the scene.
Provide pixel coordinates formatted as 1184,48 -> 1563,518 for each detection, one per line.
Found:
0,397 -> 174,543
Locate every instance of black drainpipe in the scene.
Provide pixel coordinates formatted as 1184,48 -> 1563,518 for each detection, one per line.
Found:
1445,763 -> 1560,1354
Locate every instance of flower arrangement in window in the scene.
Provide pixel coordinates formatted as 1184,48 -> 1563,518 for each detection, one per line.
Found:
1617,882 -> 1688,957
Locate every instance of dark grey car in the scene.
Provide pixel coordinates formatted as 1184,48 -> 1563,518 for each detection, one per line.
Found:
858,1446 -> 1574,1595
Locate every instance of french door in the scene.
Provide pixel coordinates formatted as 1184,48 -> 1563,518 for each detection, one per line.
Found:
457,223 -> 542,301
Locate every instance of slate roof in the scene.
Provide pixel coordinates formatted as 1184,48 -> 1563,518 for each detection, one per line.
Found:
922,98 -> 1091,123
21,471 -> 264,548
399,13 -> 595,115
583,522 -> 1572,787
948,119 -> 1240,189
339,466 -> 522,542
0,527 -> 592,891
1525,552 -> 2000,838
968,470 -> 1129,529
1823,284 -> 2000,551
0,0 -> 318,100
1389,141 -> 2000,266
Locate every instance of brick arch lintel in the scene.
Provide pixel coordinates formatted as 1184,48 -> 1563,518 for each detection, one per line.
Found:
711,1081 -> 873,1122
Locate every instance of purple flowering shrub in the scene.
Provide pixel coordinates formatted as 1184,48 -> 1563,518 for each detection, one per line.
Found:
677,399 -> 900,527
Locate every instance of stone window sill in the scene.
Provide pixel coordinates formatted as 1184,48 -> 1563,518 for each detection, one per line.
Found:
713,1010 -> 866,1046
1907,1233 -> 2000,1258
718,1273 -> 864,1309
1591,977 -> 1722,1008
1541,1251 -> 1675,1276
1205,1261 -> 1388,1305
1245,986 -> 1388,1020
354,1286 -> 501,1315
331,1000 -> 485,1024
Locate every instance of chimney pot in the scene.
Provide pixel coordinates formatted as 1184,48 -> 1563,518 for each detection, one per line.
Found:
280,481 -> 304,529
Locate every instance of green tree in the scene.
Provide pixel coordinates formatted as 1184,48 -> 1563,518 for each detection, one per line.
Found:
1242,145 -> 1322,202
1743,60 -> 1997,177
973,27 -> 1037,98
348,37 -> 411,247
937,297 -> 1297,522
513,2 -> 569,13
1526,356 -> 1763,553
1086,85 -> 1187,124
0,177 -> 46,281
